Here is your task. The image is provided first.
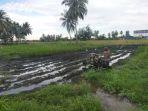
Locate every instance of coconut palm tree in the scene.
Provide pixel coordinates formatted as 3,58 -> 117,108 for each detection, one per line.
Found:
62,0 -> 88,20
61,12 -> 77,40
4,20 -> 14,43
11,22 -> 21,42
13,22 -> 32,42
120,31 -> 123,37
0,10 -> 32,44
61,0 -> 88,40
22,22 -> 32,36
0,10 -> 10,32
0,10 -> 11,44
108,33 -> 111,38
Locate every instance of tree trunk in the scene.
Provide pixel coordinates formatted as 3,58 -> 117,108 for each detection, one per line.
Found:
10,36 -> 14,44
68,32 -> 72,43
75,27 -> 78,44
3,39 -> 7,45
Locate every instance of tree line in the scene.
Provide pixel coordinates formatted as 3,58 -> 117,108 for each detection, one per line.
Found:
73,25 -> 133,40
40,34 -> 63,42
39,26 -> 134,42
0,10 -> 32,44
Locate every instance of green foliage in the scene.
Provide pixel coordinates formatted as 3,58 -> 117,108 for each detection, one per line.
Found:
0,10 -> 32,44
0,101 -> 10,111
84,46 -> 148,111
60,11 -> 77,39
67,95 -> 101,111
111,31 -> 118,38
76,25 -> 93,40
61,0 -> 88,40
76,25 -> 101,40
40,34 -> 62,42
0,84 -> 101,111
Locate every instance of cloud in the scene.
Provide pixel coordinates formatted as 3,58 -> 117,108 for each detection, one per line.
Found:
79,0 -> 148,34
0,0 -> 148,39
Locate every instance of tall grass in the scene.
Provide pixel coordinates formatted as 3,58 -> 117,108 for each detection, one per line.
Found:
0,40 -> 148,59
84,46 -> 148,111
0,84 -> 102,111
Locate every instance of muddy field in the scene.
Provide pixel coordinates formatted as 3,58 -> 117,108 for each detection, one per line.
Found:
0,45 -> 138,95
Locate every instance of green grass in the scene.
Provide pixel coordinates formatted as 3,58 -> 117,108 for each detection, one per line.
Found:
0,40 -> 148,60
0,84 -> 102,111
84,46 -> 148,111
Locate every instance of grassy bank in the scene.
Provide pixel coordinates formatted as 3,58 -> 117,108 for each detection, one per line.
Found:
0,40 -> 148,59
84,46 -> 148,110
0,84 -> 102,111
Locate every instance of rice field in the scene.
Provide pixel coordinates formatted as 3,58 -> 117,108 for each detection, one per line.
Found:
0,46 -> 134,95
0,40 -> 148,60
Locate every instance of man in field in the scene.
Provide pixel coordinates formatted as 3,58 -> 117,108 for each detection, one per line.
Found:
85,47 -> 110,70
102,47 -> 110,68
88,53 -> 100,69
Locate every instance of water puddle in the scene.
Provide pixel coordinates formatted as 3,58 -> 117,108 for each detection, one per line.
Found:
95,89 -> 138,111
110,53 -> 131,66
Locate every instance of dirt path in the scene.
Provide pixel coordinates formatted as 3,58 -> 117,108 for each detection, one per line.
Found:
94,88 -> 139,111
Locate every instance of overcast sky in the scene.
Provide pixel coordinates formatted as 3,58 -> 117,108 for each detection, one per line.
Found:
0,0 -> 148,40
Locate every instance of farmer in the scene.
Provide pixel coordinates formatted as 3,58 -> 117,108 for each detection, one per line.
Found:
102,47 -> 110,68
89,53 -> 96,68
93,54 -> 99,69
87,53 -> 98,69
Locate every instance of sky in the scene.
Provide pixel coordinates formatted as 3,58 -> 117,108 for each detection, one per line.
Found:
0,0 -> 148,40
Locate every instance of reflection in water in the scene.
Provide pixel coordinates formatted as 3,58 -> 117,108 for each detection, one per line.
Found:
110,53 -> 131,66
0,50 -> 132,95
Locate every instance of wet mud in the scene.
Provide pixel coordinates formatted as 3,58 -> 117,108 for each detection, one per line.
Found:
0,45 -> 139,95
95,88 -> 139,111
